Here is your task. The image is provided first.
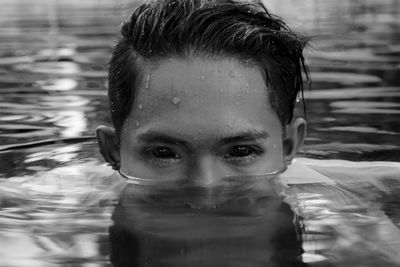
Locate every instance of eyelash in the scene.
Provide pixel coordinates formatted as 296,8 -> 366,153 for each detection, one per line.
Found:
143,146 -> 182,167
223,145 -> 265,163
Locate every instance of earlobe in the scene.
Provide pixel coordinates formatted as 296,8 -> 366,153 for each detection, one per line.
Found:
96,125 -> 120,170
283,118 -> 307,164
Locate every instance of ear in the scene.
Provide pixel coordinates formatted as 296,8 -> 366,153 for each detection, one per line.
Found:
283,118 -> 306,164
96,125 -> 120,170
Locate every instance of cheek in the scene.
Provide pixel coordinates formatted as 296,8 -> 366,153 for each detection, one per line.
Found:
119,124 -> 147,176
269,139 -> 284,167
254,139 -> 284,173
119,139 -> 140,175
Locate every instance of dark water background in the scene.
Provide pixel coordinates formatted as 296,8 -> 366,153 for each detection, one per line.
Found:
0,0 -> 399,266
1,0 -> 399,166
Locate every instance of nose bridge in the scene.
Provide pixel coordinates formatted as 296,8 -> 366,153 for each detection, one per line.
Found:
188,154 -> 220,187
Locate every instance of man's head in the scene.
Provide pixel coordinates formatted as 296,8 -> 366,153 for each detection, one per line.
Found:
97,0 -> 308,183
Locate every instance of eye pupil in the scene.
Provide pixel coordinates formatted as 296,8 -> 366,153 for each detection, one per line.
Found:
153,147 -> 177,158
229,146 -> 252,157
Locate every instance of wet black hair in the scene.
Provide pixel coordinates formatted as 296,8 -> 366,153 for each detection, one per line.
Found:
108,0 -> 309,137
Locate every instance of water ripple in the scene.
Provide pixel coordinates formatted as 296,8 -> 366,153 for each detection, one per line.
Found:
306,87 -> 400,99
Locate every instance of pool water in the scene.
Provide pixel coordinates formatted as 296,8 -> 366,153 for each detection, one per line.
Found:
0,0 -> 400,266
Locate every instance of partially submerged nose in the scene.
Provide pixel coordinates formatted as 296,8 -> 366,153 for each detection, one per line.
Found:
187,155 -> 223,188
180,156 -> 227,208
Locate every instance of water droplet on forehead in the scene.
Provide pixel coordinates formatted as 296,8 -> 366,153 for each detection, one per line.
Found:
217,64 -> 223,72
172,96 -> 181,105
200,75 -> 205,81
135,121 -> 140,127
145,74 -> 151,89
228,70 -> 236,78
138,104 -> 143,109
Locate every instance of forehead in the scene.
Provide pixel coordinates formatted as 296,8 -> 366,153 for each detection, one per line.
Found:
143,56 -> 263,97
123,56 -> 280,138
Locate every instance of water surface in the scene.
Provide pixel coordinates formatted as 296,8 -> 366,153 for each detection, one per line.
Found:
0,0 -> 400,266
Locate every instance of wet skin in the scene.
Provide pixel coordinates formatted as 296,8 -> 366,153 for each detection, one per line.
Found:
97,56 -> 305,185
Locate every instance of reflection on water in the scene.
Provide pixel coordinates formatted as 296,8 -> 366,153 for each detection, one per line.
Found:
0,0 -> 400,266
0,161 -> 115,267
285,182 -> 400,266
109,175 -> 305,267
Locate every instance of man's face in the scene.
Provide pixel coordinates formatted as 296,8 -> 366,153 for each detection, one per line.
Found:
102,56 -> 306,265
119,56 -> 285,183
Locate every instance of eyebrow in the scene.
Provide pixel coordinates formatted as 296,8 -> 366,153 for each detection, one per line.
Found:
137,131 -> 191,147
136,130 -> 269,148
218,130 -> 269,146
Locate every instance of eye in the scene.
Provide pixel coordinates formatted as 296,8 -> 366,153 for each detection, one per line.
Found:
227,145 -> 253,157
143,146 -> 182,167
152,146 -> 180,159
224,145 -> 264,162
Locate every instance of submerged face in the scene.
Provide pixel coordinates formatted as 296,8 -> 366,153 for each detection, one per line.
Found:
119,56 -> 286,184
